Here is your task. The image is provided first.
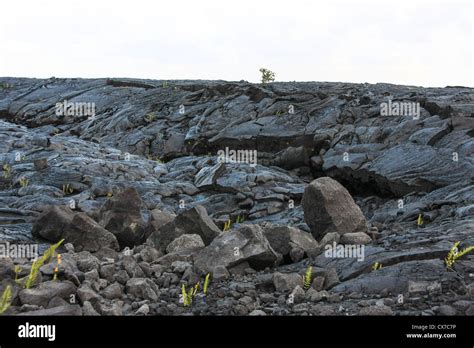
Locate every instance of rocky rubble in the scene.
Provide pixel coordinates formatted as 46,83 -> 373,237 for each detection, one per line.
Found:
0,78 -> 473,316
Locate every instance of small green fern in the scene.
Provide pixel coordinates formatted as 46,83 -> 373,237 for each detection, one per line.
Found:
25,239 -> 64,289
192,282 -> 200,297
372,262 -> 383,271
181,284 -> 192,307
2,164 -> 11,179
53,254 -> 61,281
445,241 -> 474,268
0,285 -> 12,314
181,280 -> 203,307
62,184 -> 74,194
143,113 -> 156,123
14,265 -> 22,281
203,273 -> 210,295
417,214 -> 423,226
181,284 -> 187,305
223,220 -> 231,232
303,266 -> 312,290
19,177 -> 29,188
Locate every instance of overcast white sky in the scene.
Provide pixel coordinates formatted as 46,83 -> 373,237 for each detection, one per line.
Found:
0,0 -> 472,86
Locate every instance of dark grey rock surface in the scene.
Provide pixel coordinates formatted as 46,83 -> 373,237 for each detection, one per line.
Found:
0,77 -> 472,316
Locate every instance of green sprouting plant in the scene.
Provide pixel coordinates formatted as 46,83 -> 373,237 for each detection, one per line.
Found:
203,273 -> 210,295
187,286 -> 194,303
259,68 -> 275,84
192,282 -> 200,297
181,284 -> 188,306
53,266 -> 59,281
445,241 -> 474,268
303,266 -> 312,290
181,281 -> 202,307
0,82 -> 13,90
53,254 -> 62,281
236,215 -> 244,224
62,184 -> 74,194
181,284 -> 194,307
372,262 -> 383,271
417,214 -> 423,226
275,110 -> 283,117
24,239 -> 64,289
223,219 -> 232,232
0,285 -> 12,314
162,81 -> 169,88
14,265 -> 22,281
19,177 -> 29,188
2,164 -> 12,179
146,154 -> 163,163
144,113 -> 156,123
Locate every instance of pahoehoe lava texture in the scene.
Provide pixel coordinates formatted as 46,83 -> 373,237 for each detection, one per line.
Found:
0,77 -> 473,316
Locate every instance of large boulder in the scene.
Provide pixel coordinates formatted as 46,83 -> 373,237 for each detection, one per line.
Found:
32,205 -> 119,252
194,224 -> 281,272
302,177 -> 367,240
263,225 -> 318,263
147,205 -> 221,252
99,187 -> 150,248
